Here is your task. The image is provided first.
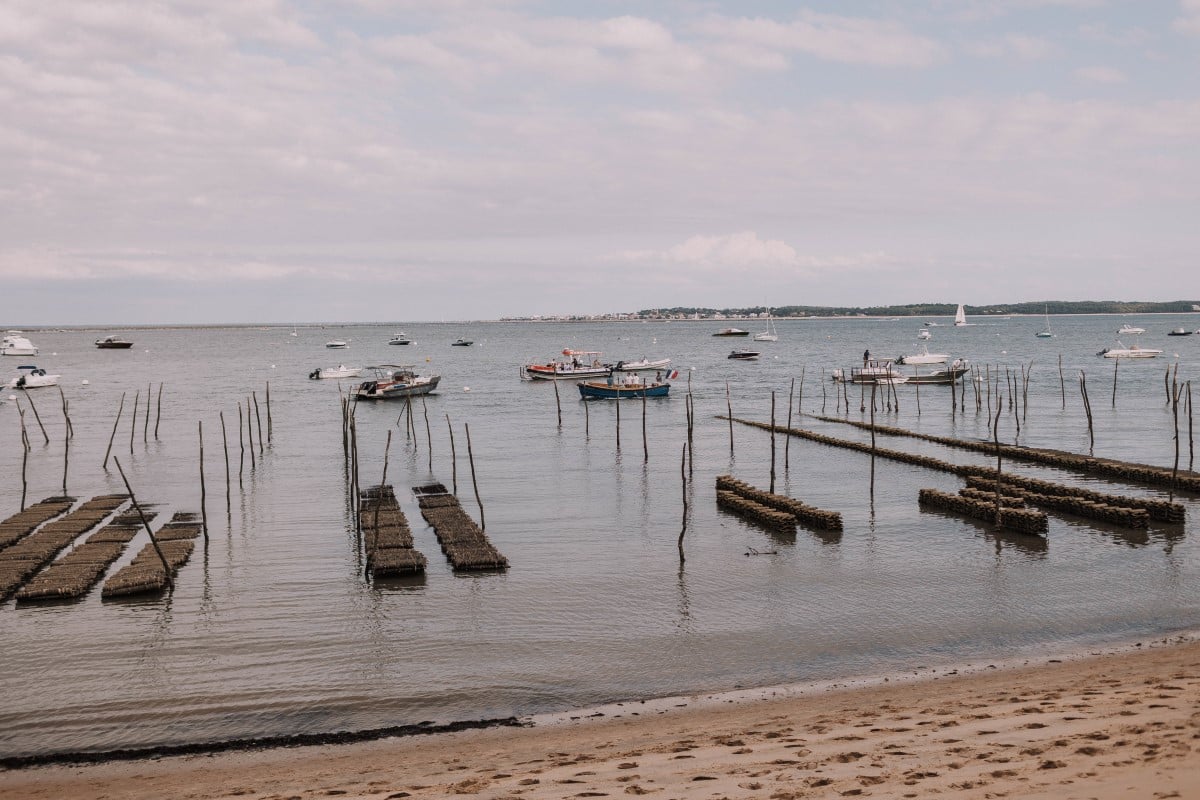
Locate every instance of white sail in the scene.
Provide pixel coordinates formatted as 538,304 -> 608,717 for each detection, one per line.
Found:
953,304 -> 966,326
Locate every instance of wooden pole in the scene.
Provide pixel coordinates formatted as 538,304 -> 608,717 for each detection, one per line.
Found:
1188,381 -> 1194,472
1170,384 -> 1182,502
869,384 -> 877,497
553,379 -> 561,428
404,393 -> 413,442
465,422 -> 485,532
238,402 -> 245,485
583,394 -> 589,437
1111,356 -> 1119,408
155,382 -> 163,439
821,368 -> 827,413
198,420 -> 208,539
1080,371 -> 1094,454
25,389 -> 50,445
914,374 -> 921,415
103,392 -> 126,469
144,382 -> 150,442
252,392 -> 264,454
785,378 -> 794,469
57,386 -> 73,439
113,457 -> 173,590
769,390 -> 777,493
375,430 -> 392,537
446,414 -> 458,494
129,390 -> 138,453
246,399 -> 256,468
20,409 -> 29,510
220,411 -> 231,513
726,380 -> 734,455
1022,361 -> 1031,421
1059,354 -> 1066,409
678,442 -> 687,564
992,392 -> 1003,527
61,410 -> 69,496
265,381 -> 273,442
422,396 -> 432,472
615,386 -> 621,451
641,388 -> 648,463
1165,366 -> 1171,405
798,366 -> 806,416
686,393 -> 694,476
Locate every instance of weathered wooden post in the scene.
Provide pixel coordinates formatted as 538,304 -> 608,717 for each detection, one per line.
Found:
113,457 -> 173,590
238,403 -> 246,485
1080,371 -> 1094,454
155,382 -> 163,439
375,430 -> 392,536
992,392 -> 1004,527
465,422 -> 485,532
869,384 -> 877,497
1111,356 -> 1119,408
246,399 -> 256,469
198,420 -> 208,539
769,390 -> 777,493
128,390 -> 138,453
265,381 -> 273,442
1058,354 -> 1065,409
1188,381 -> 1194,472
421,396 -> 432,472
103,392 -> 126,469
615,385 -> 621,451
144,382 -> 150,443
726,380 -> 733,455
678,442 -> 688,564
57,386 -> 73,439
19,408 -> 29,510
583,395 -> 590,437
553,379 -> 562,427
61,412 -> 69,497
252,392 -> 264,455
1170,384 -> 1182,502
821,368 -> 827,413
641,389 -> 648,463
24,389 -> 50,445
785,378 -> 795,469
220,411 -> 231,513
445,413 -> 458,494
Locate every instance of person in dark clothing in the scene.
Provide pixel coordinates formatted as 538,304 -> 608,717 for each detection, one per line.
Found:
863,349 -> 870,366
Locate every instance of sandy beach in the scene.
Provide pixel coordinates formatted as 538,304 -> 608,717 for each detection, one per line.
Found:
3,636 -> 1197,800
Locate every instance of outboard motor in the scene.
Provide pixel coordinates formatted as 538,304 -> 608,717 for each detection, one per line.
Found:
309,369 -> 320,380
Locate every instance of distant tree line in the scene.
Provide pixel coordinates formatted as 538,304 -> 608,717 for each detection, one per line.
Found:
637,301 -> 1199,319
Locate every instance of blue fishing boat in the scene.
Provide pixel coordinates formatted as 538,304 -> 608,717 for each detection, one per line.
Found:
577,372 -> 673,400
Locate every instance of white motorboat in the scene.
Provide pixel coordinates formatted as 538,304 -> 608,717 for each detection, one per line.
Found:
7,365 -> 59,389
905,359 -> 970,384
308,364 -> 362,380
326,339 -> 349,349
1117,323 -> 1146,335
895,345 -> 950,366
1098,341 -> 1162,359
1,331 -> 38,356
712,327 -> 750,337
612,357 -> 672,373
753,311 -> 779,342
832,359 -> 906,384
953,304 -> 968,327
917,329 -> 932,340
727,349 -> 761,360
388,333 -> 412,345
352,365 -> 441,399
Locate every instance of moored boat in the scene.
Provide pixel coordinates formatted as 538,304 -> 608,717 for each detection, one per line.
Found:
753,311 -> 779,342
728,349 -> 760,360
953,304 -> 968,327
578,372 -> 673,400
451,338 -> 473,346
917,329 -> 932,340
94,335 -> 134,349
388,333 -> 412,345
1118,323 -> 1146,335
713,327 -> 750,337
612,356 -> 671,373
7,365 -> 60,389
352,365 -> 441,399
895,345 -> 949,365
1098,341 -> 1162,358
1,331 -> 38,356
905,359 -> 970,384
833,359 -> 905,384
522,350 -> 611,380
1167,327 -> 1192,336
326,339 -> 349,349
308,364 -> 362,380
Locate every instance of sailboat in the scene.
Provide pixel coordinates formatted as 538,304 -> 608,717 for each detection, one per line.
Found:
1036,306 -> 1054,338
753,310 -> 778,342
953,304 -> 968,327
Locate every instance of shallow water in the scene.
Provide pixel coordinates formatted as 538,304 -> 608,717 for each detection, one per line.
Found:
1,314 -> 1197,758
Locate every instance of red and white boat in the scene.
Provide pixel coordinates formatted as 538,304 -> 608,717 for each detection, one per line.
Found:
521,349 -> 611,381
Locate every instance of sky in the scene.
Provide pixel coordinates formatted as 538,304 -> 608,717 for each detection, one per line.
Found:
2,0 -> 1199,324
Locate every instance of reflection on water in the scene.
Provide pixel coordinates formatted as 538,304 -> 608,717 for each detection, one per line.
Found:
0,317 -> 1197,758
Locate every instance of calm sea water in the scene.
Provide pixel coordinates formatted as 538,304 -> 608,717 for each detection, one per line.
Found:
1,315 -> 1198,758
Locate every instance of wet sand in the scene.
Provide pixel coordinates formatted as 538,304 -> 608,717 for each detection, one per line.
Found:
3,637 -> 1198,800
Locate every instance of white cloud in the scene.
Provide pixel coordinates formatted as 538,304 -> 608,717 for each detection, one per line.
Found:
1175,0 -> 1200,35
1074,65 -> 1128,84
616,233 -> 893,276
694,11 -> 946,67
965,34 -> 1057,60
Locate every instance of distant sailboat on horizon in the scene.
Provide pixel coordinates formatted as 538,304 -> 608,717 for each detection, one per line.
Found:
753,309 -> 779,342
954,304 -> 968,327
1036,306 -> 1054,338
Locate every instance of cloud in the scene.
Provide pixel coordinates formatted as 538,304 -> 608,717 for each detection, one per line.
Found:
1074,65 -> 1128,84
616,233 -> 892,275
965,34 -> 1057,61
694,12 -> 945,67
1175,0 -> 1200,35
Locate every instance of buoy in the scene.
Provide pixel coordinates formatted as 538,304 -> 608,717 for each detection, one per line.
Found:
463,387 -> 471,392
81,380 -> 89,385
270,364 -> 276,369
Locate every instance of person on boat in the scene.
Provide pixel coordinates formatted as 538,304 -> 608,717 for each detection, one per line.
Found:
655,371 -> 662,383
863,349 -> 870,366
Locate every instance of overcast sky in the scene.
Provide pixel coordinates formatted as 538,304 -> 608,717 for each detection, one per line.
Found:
3,1 -> 1199,324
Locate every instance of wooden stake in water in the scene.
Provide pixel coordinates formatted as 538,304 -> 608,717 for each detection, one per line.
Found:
375,430 -> 392,536
265,381 -> 272,442
421,396 -> 432,472
198,420 -> 208,539
821,368 -> 827,413
19,409 -> 29,510
113,457 -> 173,590
1188,381 -> 1194,472
220,411 -> 231,513
641,389 -> 648,463
155,382 -> 163,439
553,379 -> 561,428
678,442 -> 688,564
103,392 -> 126,469
144,382 -> 150,443
238,402 -> 245,484
615,387 -> 621,451
726,381 -> 733,455
1111,356 -> 1119,408
246,399 -> 256,469
992,393 -> 1004,528
445,413 -> 458,494
769,391 -> 777,494
1080,371 -> 1095,454
869,384 -> 877,497
1170,384 -> 1182,503
61,412 -> 69,496
465,422 -> 485,532
583,395 -> 589,437
57,386 -> 73,439
129,390 -> 138,453
25,389 -> 50,445
252,392 -> 264,455
785,378 -> 794,469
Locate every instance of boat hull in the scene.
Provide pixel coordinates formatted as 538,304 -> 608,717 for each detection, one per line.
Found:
352,375 -> 441,399
523,365 -> 610,380
612,358 -> 671,373
728,351 -> 760,360
713,330 -> 750,337
905,366 -> 970,384
578,381 -> 670,400
95,340 -> 133,349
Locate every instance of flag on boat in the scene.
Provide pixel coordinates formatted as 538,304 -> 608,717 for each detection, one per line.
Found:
668,370 -> 679,380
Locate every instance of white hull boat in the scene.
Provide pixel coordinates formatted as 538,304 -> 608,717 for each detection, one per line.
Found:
917,329 -> 931,340
326,340 -> 348,349
1099,341 -> 1162,359
1,331 -> 38,356
309,365 -> 362,380
953,304 -> 968,327
753,311 -> 779,342
612,357 -> 671,373
1117,323 -> 1146,335
352,365 -> 441,399
522,349 -> 611,380
8,365 -> 59,389
896,345 -> 949,366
